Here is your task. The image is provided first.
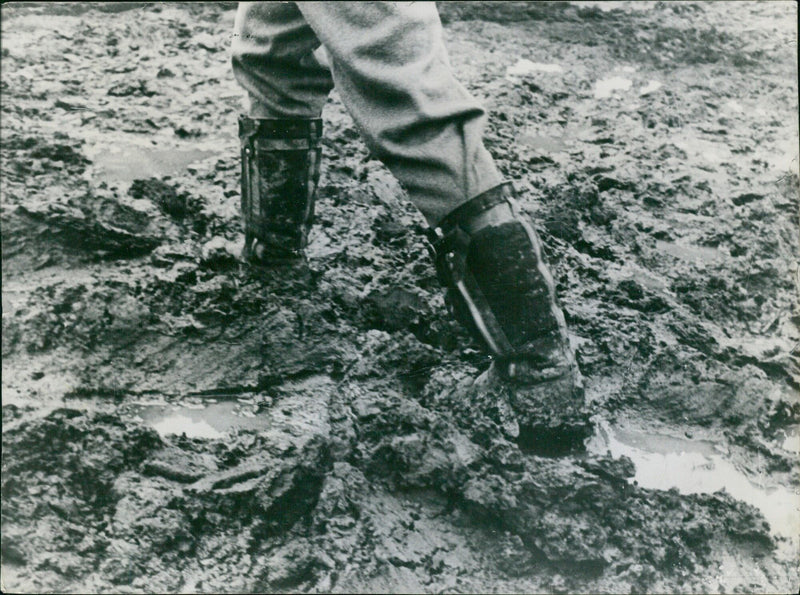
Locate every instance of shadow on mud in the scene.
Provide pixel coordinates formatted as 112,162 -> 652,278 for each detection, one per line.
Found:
516,422 -> 592,456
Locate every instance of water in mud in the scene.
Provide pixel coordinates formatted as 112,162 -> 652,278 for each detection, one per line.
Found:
587,420 -> 800,545
86,143 -> 217,185
130,398 -> 271,439
655,240 -> 724,264
593,76 -> 633,99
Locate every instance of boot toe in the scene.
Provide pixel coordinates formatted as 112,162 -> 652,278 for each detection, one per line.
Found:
509,364 -> 593,455
243,239 -> 306,266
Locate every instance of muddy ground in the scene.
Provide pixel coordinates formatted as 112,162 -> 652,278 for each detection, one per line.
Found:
1,1 -> 798,593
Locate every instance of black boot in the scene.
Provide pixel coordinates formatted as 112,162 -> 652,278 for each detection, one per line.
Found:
239,116 -> 322,263
430,183 -> 590,453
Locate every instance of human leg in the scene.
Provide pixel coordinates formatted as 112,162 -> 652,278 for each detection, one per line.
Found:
430,184 -> 589,450
293,2 -> 587,443
231,2 -> 333,260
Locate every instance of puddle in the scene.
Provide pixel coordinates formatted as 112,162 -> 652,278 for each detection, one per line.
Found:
506,58 -> 564,76
778,426 -> 799,455
671,131 -> 733,165
723,99 -> 744,113
571,1 -> 657,11
588,420 -> 800,543
656,240 -> 722,264
594,76 -> 633,99
131,399 -> 271,439
517,134 -> 570,153
639,80 -> 662,96
2,289 -> 23,318
86,143 -> 216,185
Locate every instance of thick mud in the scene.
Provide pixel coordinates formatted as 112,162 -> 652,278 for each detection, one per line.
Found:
2,2 -> 798,593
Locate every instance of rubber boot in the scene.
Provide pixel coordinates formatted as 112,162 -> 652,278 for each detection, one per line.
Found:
239,115 -> 322,263
429,183 -> 591,453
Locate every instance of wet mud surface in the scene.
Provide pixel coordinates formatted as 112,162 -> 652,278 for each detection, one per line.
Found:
2,2 -> 798,593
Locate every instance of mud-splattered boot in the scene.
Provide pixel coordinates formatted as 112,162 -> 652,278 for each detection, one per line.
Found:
239,115 -> 322,263
430,183 -> 591,454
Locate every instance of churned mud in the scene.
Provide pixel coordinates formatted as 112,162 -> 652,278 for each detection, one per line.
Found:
2,2 -> 798,593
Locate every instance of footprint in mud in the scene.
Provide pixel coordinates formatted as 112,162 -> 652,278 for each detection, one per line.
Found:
134,375 -> 334,486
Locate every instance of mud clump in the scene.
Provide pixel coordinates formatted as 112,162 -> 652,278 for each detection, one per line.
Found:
129,178 -> 210,235
438,2 -> 576,25
129,178 -> 187,218
107,80 -> 157,98
177,433 -> 331,539
2,385 -> 334,592
27,140 -> 89,168
2,410 -> 162,589
2,134 -> 91,174
349,385 -> 776,588
15,201 -> 162,258
363,286 -> 431,334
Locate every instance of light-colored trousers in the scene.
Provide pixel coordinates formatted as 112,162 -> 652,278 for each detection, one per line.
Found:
231,1 -> 504,226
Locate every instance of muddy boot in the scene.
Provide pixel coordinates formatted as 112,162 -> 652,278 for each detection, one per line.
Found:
239,115 -> 322,264
430,183 -> 591,454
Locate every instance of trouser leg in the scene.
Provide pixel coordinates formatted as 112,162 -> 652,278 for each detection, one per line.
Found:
232,1 -> 333,119
295,1 -> 504,226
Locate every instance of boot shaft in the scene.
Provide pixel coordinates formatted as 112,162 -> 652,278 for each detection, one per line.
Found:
429,183 -> 574,382
239,116 -> 322,259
